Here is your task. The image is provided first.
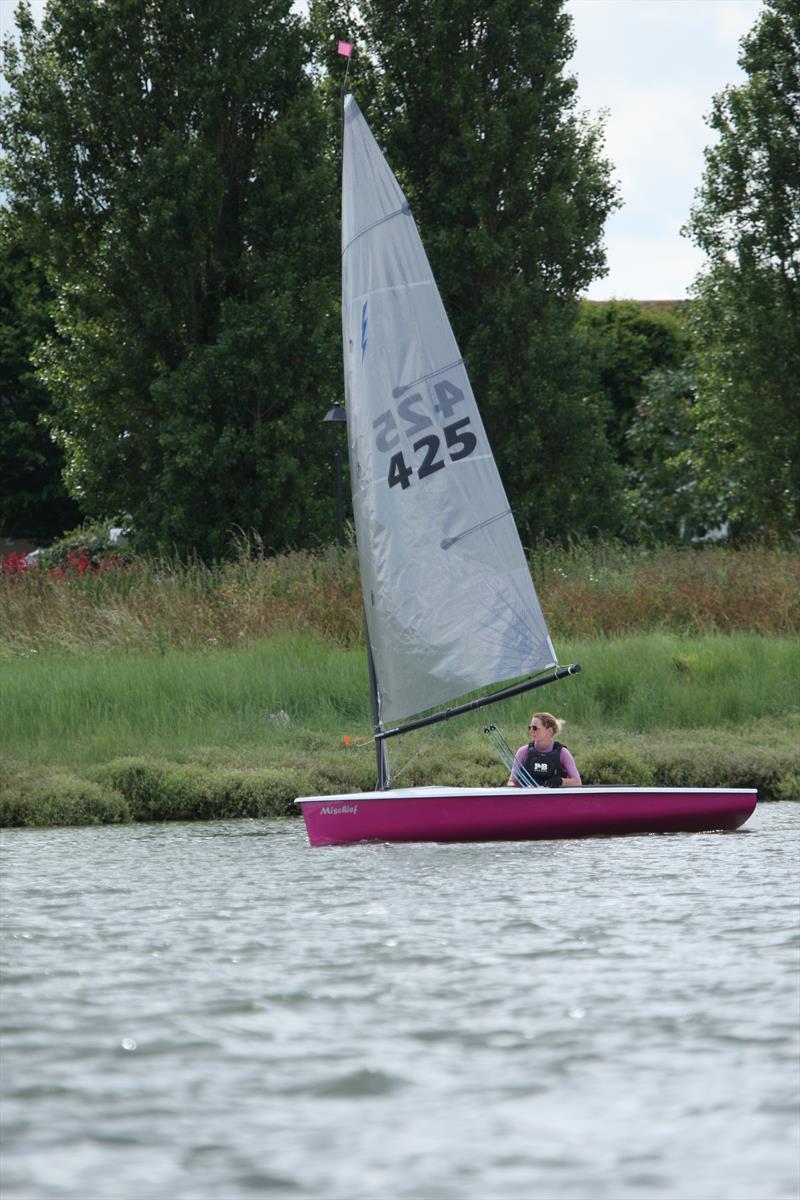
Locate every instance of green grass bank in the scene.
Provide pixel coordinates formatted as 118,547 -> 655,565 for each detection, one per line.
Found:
2,631 -> 798,827
2,542 -> 797,826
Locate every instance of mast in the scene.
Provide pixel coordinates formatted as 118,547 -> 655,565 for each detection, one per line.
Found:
339,74 -> 388,791
366,628 -> 390,789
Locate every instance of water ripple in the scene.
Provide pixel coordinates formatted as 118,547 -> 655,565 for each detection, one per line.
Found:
1,805 -> 798,1200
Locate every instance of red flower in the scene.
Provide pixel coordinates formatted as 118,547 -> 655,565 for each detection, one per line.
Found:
1,553 -> 28,575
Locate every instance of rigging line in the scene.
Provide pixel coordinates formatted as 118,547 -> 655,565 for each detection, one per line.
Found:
482,725 -> 517,776
483,723 -> 539,788
498,743 -> 538,790
342,206 -> 411,257
491,741 -> 529,786
486,722 -> 518,762
387,717 -> 448,786
484,724 -> 515,769
389,731 -> 438,785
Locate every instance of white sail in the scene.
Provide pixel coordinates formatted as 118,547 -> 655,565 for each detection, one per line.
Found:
342,94 -> 556,725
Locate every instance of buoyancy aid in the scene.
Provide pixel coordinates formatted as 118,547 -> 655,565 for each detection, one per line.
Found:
523,740 -> 567,787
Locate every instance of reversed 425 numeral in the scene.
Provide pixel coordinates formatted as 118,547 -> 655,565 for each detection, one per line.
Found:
387,418 -> 477,490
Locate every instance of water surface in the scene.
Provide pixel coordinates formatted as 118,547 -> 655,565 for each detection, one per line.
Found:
2,804 -> 798,1199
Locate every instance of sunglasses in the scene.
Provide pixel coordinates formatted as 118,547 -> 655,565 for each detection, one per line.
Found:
529,723 -> 544,732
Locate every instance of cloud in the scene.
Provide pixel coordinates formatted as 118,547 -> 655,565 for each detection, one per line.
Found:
568,0 -> 762,298
714,0 -> 760,48
585,227 -> 707,301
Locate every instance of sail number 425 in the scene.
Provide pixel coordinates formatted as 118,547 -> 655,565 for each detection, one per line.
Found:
387,419 -> 476,490
373,379 -> 478,491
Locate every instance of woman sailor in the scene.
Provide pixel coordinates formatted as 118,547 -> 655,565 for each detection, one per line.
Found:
506,712 -> 582,788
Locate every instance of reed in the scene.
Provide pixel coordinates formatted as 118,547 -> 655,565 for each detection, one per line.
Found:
532,540 -> 800,636
0,635 -> 368,768
2,541 -> 797,659
521,632 -> 800,731
4,631 -> 796,761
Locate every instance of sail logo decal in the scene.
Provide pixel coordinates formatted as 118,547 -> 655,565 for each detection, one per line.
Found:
320,804 -> 359,816
361,301 -> 368,361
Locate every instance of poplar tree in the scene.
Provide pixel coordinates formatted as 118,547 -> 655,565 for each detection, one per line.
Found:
315,0 -> 623,539
1,0 -> 340,557
685,0 -> 799,536
0,216 -> 80,541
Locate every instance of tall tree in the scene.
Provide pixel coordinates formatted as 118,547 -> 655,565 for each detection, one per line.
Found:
623,366 -> 709,542
2,0 -> 341,558
577,300 -> 690,466
314,0 -> 623,540
684,0 -> 799,536
0,215 -> 81,542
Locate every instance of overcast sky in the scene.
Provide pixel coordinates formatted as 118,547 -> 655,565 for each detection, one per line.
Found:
568,0 -> 762,300
2,0 -> 764,300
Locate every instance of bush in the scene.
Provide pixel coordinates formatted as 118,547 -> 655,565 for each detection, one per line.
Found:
581,748 -> 654,786
775,774 -> 800,802
93,758 -> 314,821
91,759 -> 168,816
37,518 -> 134,570
207,768 -> 310,818
0,770 -> 130,827
651,745 -> 789,800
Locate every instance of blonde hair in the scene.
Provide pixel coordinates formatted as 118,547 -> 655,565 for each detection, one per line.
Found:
531,712 -> 564,735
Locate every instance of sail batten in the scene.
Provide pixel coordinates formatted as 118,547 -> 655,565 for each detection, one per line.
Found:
342,205 -> 412,255
343,94 -> 555,725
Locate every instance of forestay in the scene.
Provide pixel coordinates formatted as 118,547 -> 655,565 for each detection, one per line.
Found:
342,94 -> 556,725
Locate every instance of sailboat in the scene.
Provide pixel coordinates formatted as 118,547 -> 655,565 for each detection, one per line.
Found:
296,95 -> 756,847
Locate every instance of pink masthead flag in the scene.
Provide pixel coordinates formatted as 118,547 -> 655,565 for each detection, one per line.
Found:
337,40 -> 353,57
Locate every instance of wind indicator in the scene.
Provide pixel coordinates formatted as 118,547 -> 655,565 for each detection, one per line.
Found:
337,37 -> 354,93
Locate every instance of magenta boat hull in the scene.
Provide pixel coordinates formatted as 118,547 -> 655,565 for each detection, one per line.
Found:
296,785 -> 757,846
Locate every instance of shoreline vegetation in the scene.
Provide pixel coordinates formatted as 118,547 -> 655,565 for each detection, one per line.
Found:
1,541 -> 798,828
